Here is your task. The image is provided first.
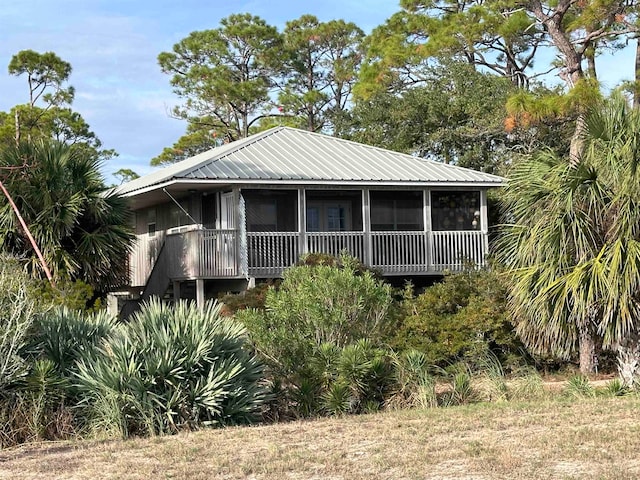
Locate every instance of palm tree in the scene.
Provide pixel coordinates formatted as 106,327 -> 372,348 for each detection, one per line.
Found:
0,140 -> 134,293
499,93 -> 640,384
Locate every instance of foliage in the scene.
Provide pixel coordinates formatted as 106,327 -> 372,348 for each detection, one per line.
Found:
0,254 -> 41,394
279,15 -> 364,133
498,93 -> 640,379
0,139 -> 134,292
75,299 -> 269,437
564,375 -> 595,398
236,256 -> 394,417
350,62 -> 519,173
155,14 -> 282,164
238,256 -> 393,378
31,307 -> 117,376
2,50 -> 113,161
388,349 -> 437,409
32,278 -> 97,311
392,268 -> 521,367
218,281 -> 277,315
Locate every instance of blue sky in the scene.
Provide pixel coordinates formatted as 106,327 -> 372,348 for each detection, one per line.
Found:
0,1 -> 635,183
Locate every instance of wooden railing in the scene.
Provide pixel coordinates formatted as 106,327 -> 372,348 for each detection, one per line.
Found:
371,231 -> 429,273
130,228 -> 488,285
129,232 -> 165,287
165,229 -> 238,279
306,232 -> 365,259
247,232 -> 299,277
431,230 -> 486,270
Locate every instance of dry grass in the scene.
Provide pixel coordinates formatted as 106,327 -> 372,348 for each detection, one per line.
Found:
1,396 -> 640,479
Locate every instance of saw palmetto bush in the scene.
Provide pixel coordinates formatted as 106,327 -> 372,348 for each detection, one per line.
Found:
75,299 -> 269,437
32,307 -> 117,376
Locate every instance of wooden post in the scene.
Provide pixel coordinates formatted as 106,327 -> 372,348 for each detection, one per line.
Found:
298,188 -> 307,260
196,279 -> 205,311
173,280 -> 181,303
362,188 -> 372,267
424,189 -> 432,272
480,189 -> 489,264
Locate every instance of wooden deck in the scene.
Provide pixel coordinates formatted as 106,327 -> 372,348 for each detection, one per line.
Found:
129,228 -> 488,286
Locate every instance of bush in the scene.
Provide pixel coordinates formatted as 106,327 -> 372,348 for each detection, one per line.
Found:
31,307 -> 117,376
236,255 -> 394,417
0,254 -> 41,394
392,269 -> 523,368
75,299 -> 269,437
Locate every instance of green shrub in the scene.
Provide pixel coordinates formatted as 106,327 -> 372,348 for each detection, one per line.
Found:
218,280 -> 277,315
31,307 -> 117,376
0,255 -> 40,394
75,299 -> 269,437
236,256 -> 394,417
392,269 -> 522,367
238,256 -> 393,377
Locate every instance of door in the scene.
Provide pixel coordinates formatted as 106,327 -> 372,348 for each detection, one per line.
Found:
219,192 -> 236,272
220,192 -> 236,230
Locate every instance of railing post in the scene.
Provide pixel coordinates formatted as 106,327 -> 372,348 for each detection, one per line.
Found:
362,188 -> 373,267
298,188 -> 307,260
424,189 -> 432,272
480,189 -> 489,266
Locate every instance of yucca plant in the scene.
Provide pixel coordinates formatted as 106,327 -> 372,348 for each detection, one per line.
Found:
75,299 -> 269,437
389,349 -> 437,409
564,374 -> 595,398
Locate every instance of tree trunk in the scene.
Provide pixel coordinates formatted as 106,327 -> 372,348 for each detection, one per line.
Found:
578,324 -> 598,374
617,333 -> 640,387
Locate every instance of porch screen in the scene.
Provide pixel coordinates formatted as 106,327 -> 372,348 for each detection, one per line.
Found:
370,191 -> 423,231
243,190 -> 297,232
431,191 -> 480,231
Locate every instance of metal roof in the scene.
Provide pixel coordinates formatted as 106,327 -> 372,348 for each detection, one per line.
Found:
116,127 -> 505,196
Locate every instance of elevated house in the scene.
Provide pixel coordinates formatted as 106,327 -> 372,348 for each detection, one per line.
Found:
112,126 -> 504,313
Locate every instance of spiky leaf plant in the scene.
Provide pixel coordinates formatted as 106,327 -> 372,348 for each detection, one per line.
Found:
75,299 -> 269,437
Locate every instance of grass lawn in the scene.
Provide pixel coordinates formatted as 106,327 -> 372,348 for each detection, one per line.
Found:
1,396 -> 639,479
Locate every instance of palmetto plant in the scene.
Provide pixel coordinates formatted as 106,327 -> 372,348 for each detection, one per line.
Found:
499,93 -> 640,383
75,299 -> 269,437
0,140 -> 133,292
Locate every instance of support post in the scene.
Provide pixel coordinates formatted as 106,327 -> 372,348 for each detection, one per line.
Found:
196,279 -> 205,311
480,189 -> 489,264
298,188 -> 307,260
424,189 -> 432,271
362,188 -> 372,267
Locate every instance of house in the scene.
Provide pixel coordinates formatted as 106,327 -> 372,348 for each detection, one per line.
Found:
112,126 -> 504,314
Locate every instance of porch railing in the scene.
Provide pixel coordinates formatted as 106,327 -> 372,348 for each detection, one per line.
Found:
247,232 -> 300,277
165,229 -> 238,279
130,228 -> 488,286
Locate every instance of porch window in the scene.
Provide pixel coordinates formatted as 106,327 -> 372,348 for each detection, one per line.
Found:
244,190 -> 297,232
305,190 -> 362,232
431,191 -> 480,231
370,191 -> 423,231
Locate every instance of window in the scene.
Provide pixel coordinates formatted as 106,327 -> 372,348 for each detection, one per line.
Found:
431,191 -> 480,231
306,201 -> 352,231
243,190 -> 297,232
147,208 -> 156,236
370,191 -> 423,231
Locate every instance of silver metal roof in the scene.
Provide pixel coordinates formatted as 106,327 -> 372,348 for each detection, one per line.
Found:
116,127 -> 505,196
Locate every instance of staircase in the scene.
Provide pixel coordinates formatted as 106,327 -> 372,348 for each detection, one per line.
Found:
120,241 -> 171,318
